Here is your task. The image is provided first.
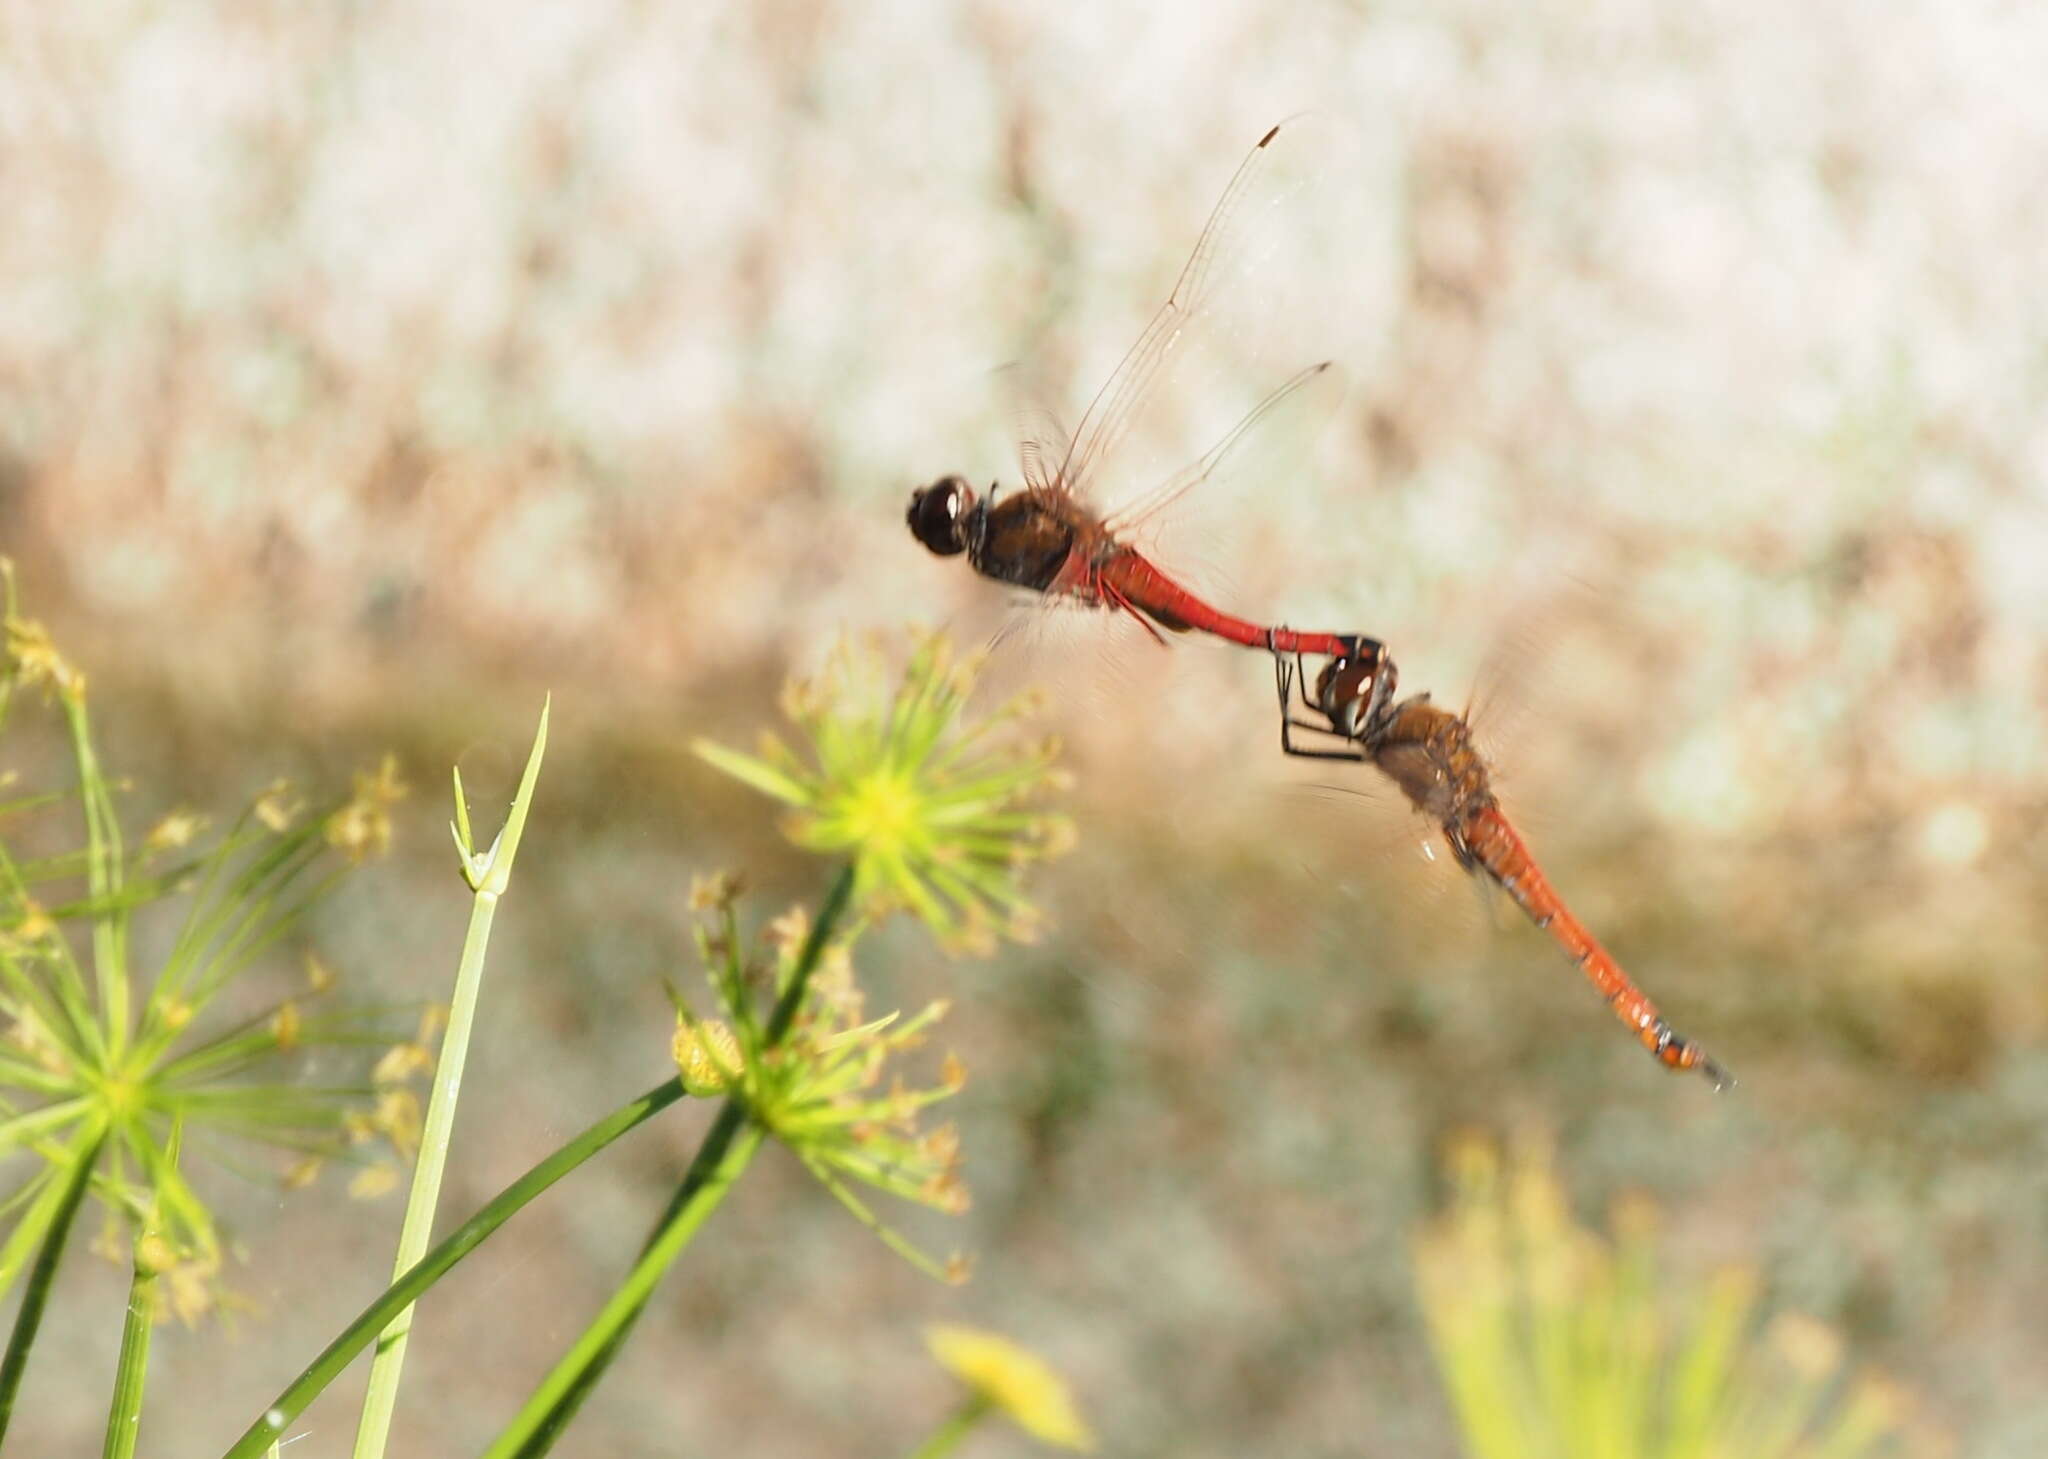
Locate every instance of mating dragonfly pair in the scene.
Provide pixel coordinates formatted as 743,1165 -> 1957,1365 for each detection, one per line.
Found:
904,120 -> 1730,1089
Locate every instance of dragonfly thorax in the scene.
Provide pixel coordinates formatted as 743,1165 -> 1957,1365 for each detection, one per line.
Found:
961,490 -> 1077,593
907,477 -> 1077,593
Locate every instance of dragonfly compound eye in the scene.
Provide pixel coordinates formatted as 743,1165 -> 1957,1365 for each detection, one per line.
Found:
906,476 -> 975,556
1317,654 -> 1384,737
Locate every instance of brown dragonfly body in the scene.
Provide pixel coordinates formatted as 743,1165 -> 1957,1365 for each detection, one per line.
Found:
1276,645 -> 1731,1088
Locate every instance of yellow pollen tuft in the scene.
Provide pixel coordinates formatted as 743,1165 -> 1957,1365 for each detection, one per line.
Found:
844,769 -> 921,852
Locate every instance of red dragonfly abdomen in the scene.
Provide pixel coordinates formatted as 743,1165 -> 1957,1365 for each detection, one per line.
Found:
1453,801 -> 1731,1088
1094,549 -> 1360,659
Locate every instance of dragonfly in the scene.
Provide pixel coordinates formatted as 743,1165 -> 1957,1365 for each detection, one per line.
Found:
906,118 -> 1364,661
1272,641 -> 1734,1089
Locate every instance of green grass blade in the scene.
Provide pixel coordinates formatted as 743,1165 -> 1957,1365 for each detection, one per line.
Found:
688,737 -> 812,805
0,1167 -> 63,1305
0,1097 -> 96,1155
217,1078 -> 686,1459
148,809 -> 274,1009
0,1122 -> 108,1443
62,696 -> 130,1061
350,699 -> 547,1459
0,841 -> 104,1064
181,859 -> 331,1008
0,1037 -> 89,1108
479,1110 -> 767,1459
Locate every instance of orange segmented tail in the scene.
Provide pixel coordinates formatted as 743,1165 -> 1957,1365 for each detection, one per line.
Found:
1457,802 -> 1732,1089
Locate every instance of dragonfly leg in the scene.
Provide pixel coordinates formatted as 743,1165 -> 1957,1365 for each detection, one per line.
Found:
1271,644 -> 1296,710
1270,644 -> 1321,717
1271,641 -> 1367,760
1095,576 -> 1170,647
1280,732 -> 1367,763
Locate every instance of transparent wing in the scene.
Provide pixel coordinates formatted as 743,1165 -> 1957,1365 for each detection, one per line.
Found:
1051,114 -> 1333,511
1096,355 -> 1349,632
997,362 -> 1073,496
1018,428 -> 1066,496
1264,772 -> 1478,934
1099,360 -> 1343,536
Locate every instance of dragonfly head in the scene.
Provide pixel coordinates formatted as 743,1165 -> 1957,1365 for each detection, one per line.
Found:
1315,641 -> 1398,743
906,475 -> 982,557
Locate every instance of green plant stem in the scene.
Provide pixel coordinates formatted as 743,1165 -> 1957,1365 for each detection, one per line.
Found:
219,1078 -> 686,1459
0,1162 -> 74,1305
102,1125 -> 181,1459
483,1109 -> 766,1459
763,864 -> 856,1043
480,863 -> 857,1458
904,1398 -> 992,1459
348,892 -> 496,1459
99,1239 -> 156,1459
350,698 -> 547,1459
0,1123 -> 107,1444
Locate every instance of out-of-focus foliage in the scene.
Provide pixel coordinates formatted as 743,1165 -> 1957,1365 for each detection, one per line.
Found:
1417,1134 -> 1945,1459
923,1324 -> 1095,1453
0,568 -> 418,1324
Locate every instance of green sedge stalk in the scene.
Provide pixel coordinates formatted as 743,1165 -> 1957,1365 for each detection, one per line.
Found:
0,1123 -> 107,1443
479,864 -> 856,1458
220,1077 -> 687,1459
350,697 -> 548,1459
903,1398 -> 993,1459
101,1124 -> 182,1459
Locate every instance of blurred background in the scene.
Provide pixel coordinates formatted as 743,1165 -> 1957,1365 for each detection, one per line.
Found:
5,0 -> 2046,1454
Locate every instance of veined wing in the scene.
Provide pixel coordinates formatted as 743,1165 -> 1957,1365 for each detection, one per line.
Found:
1098,360 -> 1343,537
1007,371 -> 1072,496
1047,115 -> 1330,511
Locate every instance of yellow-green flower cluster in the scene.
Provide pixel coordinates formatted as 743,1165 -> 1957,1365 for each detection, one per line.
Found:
1414,1133 -> 1941,1459
692,630 -> 1073,954
672,875 -> 969,1280
0,576 -> 426,1324
2,609 -> 84,703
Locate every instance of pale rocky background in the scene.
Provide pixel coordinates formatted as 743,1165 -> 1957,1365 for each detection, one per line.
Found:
3,0 -> 2046,1455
